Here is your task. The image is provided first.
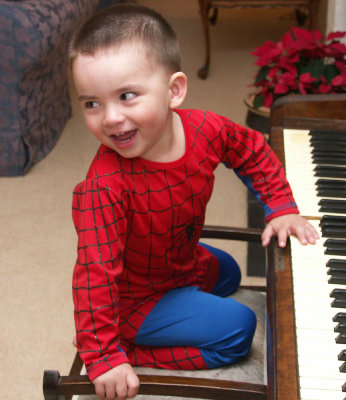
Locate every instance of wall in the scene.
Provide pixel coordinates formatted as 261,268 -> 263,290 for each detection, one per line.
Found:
327,0 -> 346,43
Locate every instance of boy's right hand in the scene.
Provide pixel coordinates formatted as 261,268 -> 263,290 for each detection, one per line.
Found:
92,363 -> 140,400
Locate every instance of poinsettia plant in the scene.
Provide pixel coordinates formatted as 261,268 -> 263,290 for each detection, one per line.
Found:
250,27 -> 346,109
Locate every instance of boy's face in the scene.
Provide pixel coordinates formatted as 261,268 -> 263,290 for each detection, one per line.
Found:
72,43 -> 177,161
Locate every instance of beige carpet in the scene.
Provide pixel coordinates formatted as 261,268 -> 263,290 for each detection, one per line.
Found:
0,1 -> 299,398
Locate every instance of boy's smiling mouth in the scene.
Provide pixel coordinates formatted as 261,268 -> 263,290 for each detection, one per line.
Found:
111,129 -> 137,148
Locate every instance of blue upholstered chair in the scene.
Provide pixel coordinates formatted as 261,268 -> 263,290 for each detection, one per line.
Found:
0,0 -> 124,176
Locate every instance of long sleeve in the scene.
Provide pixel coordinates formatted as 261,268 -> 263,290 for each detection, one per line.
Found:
181,109 -> 299,222
218,116 -> 299,221
72,177 -> 130,380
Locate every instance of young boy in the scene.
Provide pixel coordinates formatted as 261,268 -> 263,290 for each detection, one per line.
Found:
69,4 -> 318,400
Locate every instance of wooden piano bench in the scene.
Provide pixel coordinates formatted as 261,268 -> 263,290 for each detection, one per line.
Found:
43,225 -> 279,400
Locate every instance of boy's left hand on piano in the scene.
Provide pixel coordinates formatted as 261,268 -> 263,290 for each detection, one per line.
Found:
261,214 -> 320,248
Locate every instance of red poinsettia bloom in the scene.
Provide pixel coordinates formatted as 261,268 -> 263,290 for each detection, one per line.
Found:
299,72 -> 316,84
250,27 -> 346,109
318,83 -> 332,94
263,91 -> 274,108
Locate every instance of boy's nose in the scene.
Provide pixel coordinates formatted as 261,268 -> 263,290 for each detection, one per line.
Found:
103,106 -> 125,126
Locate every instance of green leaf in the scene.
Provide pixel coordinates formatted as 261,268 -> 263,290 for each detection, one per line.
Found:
307,59 -> 324,78
255,66 -> 270,84
253,94 -> 264,109
324,64 -> 339,83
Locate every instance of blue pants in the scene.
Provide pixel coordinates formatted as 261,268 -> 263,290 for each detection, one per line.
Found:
135,243 -> 257,368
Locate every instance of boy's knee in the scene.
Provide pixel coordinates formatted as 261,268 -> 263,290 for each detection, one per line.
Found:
243,306 -> 257,338
232,305 -> 257,354
201,305 -> 257,368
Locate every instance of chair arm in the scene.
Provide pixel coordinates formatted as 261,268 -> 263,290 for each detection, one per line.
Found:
43,369 -> 267,400
201,225 -> 262,242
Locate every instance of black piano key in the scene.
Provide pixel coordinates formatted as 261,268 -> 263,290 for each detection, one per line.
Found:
310,130 -> 346,138
329,288 -> 346,300
312,150 -> 346,157
334,312 -> 346,323
328,267 -> 346,275
314,165 -> 346,179
312,152 -> 346,160
313,152 -> 346,161
316,179 -> 346,188
339,350 -> 346,361
330,289 -> 346,299
322,227 -> 346,238
312,147 -> 346,155
321,215 -> 346,227
310,130 -> 346,139
335,323 -> 346,333
329,275 -> 346,285
336,333 -> 346,344
310,128 -> 346,135
313,156 -> 346,165
311,144 -> 346,153
324,239 -> 346,256
331,298 -> 346,307
311,141 -> 346,150
317,186 -> 346,193
339,361 -> 346,372
342,382 -> 346,392
327,259 -> 346,268
312,148 -> 346,155
329,274 -> 346,285
319,199 -> 346,214
310,135 -> 346,143
317,189 -> 346,198
317,189 -> 346,197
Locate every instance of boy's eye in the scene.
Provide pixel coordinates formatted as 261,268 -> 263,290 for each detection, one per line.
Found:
120,92 -> 136,101
84,100 -> 100,109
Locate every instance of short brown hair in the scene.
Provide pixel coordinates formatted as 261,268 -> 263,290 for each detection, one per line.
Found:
69,3 -> 181,72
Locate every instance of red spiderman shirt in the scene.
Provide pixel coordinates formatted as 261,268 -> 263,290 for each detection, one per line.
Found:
72,109 -> 298,380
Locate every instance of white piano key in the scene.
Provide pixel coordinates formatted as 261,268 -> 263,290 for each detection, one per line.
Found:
295,310 -> 336,330
294,297 -> 342,313
296,334 -> 345,357
300,376 -> 345,391
293,283 -> 342,298
300,388 -> 346,400
293,278 -> 345,291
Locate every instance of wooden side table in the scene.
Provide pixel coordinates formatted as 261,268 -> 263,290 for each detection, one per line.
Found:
197,0 -> 316,79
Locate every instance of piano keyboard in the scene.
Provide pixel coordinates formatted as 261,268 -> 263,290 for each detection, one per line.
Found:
283,128 -> 346,399
291,220 -> 346,400
283,129 -> 346,218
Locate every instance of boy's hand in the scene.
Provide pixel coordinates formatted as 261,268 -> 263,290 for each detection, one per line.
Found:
92,363 -> 140,400
262,214 -> 319,248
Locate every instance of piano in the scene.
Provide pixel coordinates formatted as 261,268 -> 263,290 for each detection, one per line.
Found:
268,93 -> 346,400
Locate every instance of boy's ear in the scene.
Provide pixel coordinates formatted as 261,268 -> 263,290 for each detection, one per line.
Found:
168,72 -> 187,109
